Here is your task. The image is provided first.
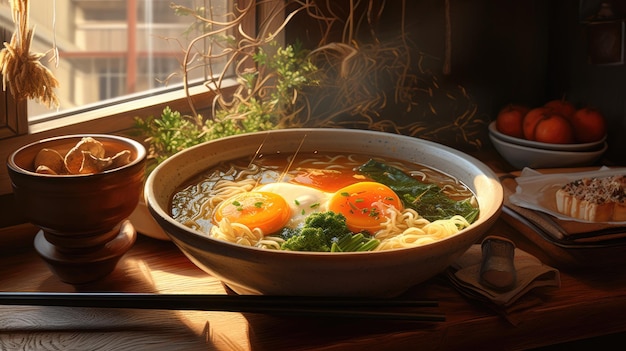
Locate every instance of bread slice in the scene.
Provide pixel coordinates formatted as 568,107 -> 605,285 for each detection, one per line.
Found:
555,188 -> 573,216
555,175 -> 626,222
614,202 -> 626,222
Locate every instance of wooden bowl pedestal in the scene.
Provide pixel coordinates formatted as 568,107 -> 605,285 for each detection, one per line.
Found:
33,220 -> 136,285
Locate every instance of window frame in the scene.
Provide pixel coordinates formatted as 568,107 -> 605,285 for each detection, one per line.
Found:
0,0 -> 266,198
0,27 -> 28,139
0,84 -> 27,139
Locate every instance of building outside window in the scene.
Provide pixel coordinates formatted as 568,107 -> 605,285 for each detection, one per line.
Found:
0,0 -> 227,120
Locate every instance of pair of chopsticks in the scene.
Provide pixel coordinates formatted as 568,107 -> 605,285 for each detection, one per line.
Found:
0,292 -> 444,322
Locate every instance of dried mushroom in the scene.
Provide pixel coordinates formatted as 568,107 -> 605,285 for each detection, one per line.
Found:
35,165 -> 60,175
34,148 -> 66,175
64,137 -> 106,174
33,137 -> 132,175
79,151 -> 114,174
109,150 -> 132,169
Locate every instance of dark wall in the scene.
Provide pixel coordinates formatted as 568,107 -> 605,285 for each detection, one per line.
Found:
369,0 -> 552,122
548,0 -> 626,164
286,0 -> 626,164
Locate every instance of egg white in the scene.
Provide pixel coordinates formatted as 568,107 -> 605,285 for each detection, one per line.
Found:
255,182 -> 332,229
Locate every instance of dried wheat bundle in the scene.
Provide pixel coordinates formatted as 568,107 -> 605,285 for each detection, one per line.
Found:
0,0 -> 59,108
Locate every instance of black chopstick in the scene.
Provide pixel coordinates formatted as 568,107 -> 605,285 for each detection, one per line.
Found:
0,292 -> 445,322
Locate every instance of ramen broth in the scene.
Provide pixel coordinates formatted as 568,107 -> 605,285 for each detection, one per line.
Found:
170,152 -> 477,251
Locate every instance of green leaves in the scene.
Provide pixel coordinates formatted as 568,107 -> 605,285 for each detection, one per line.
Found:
331,233 -> 380,252
134,106 -> 206,164
135,41 -> 319,169
253,41 -> 318,115
357,159 -> 479,223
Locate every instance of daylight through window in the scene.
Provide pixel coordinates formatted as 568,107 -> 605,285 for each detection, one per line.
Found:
0,0 -> 229,121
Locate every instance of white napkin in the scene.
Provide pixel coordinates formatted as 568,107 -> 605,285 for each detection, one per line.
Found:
446,244 -> 560,308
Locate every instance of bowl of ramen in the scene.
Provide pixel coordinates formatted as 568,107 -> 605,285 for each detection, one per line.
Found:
145,128 -> 503,297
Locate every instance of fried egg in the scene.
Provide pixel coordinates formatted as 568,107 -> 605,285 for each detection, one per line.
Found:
327,181 -> 403,233
212,191 -> 292,234
213,181 -> 403,235
255,182 -> 331,229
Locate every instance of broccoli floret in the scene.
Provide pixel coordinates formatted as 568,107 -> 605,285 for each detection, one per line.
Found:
281,227 -> 333,252
280,211 -> 380,252
280,211 -> 352,252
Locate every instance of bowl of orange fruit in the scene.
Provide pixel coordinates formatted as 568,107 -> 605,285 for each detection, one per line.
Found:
489,99 -> 608,169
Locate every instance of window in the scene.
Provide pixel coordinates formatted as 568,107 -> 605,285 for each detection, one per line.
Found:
24,0 -> 230,119
0,0 -> 246,197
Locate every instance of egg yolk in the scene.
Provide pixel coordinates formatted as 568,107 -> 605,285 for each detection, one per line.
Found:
213,191 -> 291,234
291,168 -> 367,192
327,182 -> 403,233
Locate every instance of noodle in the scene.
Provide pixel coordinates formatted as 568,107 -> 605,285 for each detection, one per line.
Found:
171,152 -> 476,252
373,205 -> 469,251
209,218 -> 285,249
210,218 -> 264,245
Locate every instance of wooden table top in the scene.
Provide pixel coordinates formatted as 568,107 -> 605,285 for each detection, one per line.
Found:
2,147 -> 626,350
2,216 -> 626,351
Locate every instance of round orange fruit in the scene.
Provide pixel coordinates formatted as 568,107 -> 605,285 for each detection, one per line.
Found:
496,104 -> 529,138
522,107 -> 550,141
544,99 -> 576,119
571,107 -> 607,143
533,114 -> 575,144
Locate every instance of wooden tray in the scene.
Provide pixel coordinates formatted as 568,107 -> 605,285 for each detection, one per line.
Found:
500,168 -> 626,269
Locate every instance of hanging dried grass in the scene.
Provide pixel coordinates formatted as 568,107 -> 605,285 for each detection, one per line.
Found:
0,0 -> 59,108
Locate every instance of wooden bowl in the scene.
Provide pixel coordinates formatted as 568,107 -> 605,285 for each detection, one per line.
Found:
7,134 -> 146,284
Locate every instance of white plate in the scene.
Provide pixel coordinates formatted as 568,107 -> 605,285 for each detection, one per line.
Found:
489,132 -> 607,169
509,167 -> 626,224
129,199 -> 170,240
488,121 -> 606,151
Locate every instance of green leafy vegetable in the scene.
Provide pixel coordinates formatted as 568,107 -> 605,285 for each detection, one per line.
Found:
357,159 -> 479,223
280,211 -> 379,252
134,41 -> 318,173
331,233 -> 380,252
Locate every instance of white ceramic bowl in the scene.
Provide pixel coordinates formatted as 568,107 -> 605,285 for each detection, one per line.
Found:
145,128 -> 503,297
488,121 -> 606,151
489,131 -> 607,169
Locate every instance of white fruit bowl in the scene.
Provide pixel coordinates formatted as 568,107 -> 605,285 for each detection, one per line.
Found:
488,121 -> 606,152
489,130 -> 607,169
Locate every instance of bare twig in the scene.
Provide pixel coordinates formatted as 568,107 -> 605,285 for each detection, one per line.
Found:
169,0 -> 484,149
